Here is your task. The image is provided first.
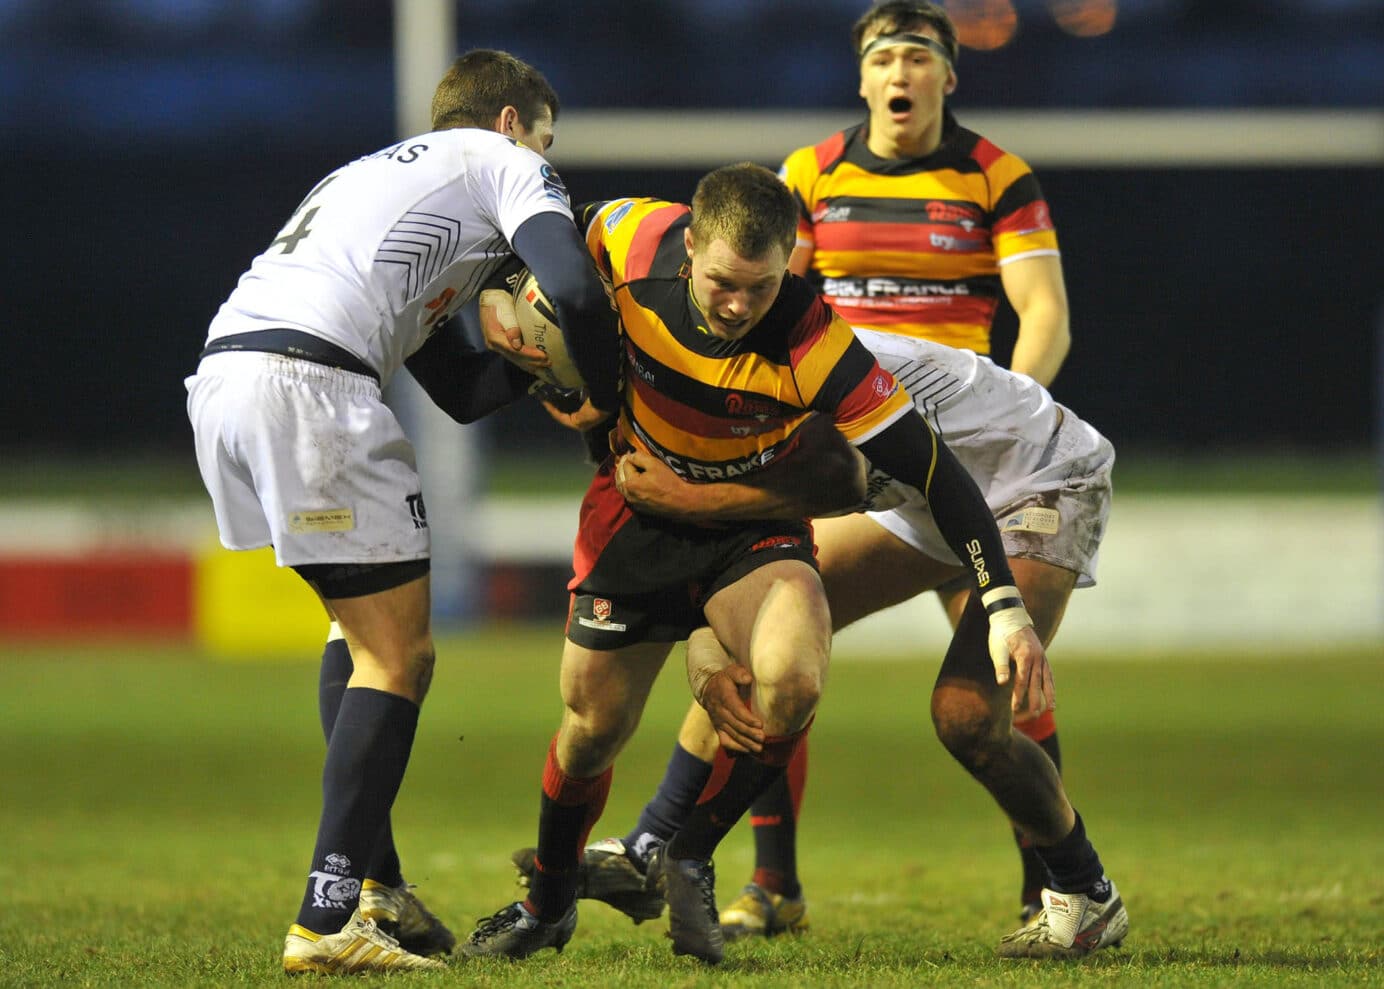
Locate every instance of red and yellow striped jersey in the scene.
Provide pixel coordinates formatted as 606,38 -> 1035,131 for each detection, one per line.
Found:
577,197 -> 914,484
778,112 -> 1059,354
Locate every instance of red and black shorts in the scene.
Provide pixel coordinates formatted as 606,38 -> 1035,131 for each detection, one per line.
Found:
566,458 -> 816,650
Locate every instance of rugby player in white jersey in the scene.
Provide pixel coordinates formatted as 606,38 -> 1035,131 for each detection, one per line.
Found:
185,49 -> 618,975
515,332 -> 1130,959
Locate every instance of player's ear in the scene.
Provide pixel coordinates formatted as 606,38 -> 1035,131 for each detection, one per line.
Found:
944,68 -> 958,96
494,105 -> 519,137
683,226 -> 695,259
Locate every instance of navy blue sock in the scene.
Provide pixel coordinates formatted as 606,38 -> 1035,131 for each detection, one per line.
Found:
666,756 -> 785,862
318,637 -> 404,888
296,687 -> 418,933
1014,731 -> 1063,907
1032,811 -> 1108,900
624,743 -> 712,865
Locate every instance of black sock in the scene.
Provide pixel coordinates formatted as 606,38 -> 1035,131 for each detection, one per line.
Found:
1032,811 -> 1108,900
295,687 -> 418,933
1014,731 -> 1062,906
624,743 -> 712,865
318,636 -> 404,888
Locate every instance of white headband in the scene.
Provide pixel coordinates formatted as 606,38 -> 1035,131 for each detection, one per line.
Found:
859,32 -> 953,64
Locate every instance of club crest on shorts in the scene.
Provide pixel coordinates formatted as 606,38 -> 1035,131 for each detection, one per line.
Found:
576,596 -> 628,633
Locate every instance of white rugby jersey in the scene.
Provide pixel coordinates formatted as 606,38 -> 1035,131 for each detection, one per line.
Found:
205,128 -> 573,386
854,327 -> 1106,513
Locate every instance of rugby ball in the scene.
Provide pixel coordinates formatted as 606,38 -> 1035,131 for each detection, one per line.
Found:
511,267 -> 584,389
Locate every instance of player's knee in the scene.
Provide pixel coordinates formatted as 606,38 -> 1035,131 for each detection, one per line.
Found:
931,686 -> 1006,769
755,664 -> 823,733
562,703 -> 639,770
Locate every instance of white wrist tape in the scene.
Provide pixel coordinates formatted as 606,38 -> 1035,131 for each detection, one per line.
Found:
981,585 -> 1034,681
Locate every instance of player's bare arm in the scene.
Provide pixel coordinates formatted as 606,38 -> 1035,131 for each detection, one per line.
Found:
614,414 -> 867,522
1001,254 -> 1070,388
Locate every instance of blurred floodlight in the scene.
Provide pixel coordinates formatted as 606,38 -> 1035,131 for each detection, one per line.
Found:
1049,0 -> 1117,37
946,0 -> 1019,51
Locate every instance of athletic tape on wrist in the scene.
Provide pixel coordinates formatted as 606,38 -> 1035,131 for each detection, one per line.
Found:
981,584 -> 1033,636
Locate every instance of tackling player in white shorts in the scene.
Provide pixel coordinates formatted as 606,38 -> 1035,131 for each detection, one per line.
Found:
185,50 -> 618,976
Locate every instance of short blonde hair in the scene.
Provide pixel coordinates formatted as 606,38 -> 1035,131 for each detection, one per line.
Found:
689,163 -> 797,260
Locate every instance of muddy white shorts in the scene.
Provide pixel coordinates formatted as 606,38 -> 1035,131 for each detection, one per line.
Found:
185,351 -> 430,568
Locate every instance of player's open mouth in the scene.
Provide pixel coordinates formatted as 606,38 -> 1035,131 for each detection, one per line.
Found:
888,96 -> 913,116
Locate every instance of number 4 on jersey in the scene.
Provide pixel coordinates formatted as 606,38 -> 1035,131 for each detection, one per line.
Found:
270,175 -> 337,254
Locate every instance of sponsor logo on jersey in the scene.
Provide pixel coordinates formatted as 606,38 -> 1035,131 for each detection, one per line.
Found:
813,203 -> 852,224
929,231 -> 986,252
724,393 -> 778,420
287,508 -> 355,534
822,276 -> 969,299
604,201 -> 635,232
924,201 -> 983,229
540,163 -> 570,206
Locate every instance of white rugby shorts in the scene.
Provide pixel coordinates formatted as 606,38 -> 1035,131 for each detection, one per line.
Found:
853,329 -> 1114,587
185,352 -> 430,568
869,408 -> 1113,586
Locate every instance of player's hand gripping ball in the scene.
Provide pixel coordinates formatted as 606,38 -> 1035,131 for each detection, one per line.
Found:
511,268 -> 584,389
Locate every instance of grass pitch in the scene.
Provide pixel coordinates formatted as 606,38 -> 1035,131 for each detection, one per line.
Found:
2,628 -> 1381,986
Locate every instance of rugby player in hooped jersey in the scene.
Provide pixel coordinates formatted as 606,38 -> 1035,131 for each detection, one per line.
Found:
462,162 -> 1050,966
509,2 -> 1127,960
185,49 -> 618,975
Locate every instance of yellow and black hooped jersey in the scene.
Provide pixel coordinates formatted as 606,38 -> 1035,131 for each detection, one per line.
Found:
576,198 -> 914,485
778,112 -> 1059,354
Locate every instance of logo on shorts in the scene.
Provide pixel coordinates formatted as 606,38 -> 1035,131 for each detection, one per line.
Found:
750,535 -> 801,553
287,508 -> 355,534
999,507 -> 1060,535
576,597 -> 628,632
405,492 -> 428,529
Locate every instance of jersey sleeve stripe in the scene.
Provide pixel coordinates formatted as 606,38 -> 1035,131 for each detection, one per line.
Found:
996,247 -> 1061,265
623,204 -> 690,282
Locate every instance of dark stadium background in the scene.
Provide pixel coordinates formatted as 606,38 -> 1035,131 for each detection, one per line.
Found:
3,0 -> 1381,463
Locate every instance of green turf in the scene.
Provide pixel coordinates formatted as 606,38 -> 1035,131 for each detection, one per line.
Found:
2,630 -> 1381,986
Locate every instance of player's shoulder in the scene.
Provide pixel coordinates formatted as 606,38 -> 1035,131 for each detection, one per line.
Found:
947,116 -> 1036,178
585,198 -> 689,282
780,124 -> 863,181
